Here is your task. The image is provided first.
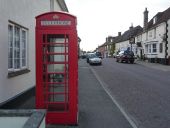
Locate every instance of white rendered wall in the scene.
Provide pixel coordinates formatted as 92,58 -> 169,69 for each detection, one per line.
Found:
141,23 -> 166,58
155,23 -> 166,58
0,0 -> 63,104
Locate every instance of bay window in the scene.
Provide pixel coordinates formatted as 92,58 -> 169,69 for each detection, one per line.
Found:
145,43 -> 157,54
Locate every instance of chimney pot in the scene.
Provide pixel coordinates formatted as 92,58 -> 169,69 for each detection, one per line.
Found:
118,32 -> 121,36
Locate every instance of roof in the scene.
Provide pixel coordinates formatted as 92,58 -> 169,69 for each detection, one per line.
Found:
115,25 -> 143,43
98,25 -> 143,47
147,7 -> 170,29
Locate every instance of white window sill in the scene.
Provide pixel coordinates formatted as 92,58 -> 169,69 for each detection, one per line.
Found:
8,69 -> 30,78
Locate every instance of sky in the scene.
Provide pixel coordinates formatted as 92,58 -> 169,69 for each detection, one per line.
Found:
65,0 -> 170,52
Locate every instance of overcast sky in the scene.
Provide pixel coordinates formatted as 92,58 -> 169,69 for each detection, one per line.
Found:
65,0 -> 170,52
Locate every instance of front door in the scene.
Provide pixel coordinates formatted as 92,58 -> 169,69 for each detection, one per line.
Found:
42,33 -> 69,112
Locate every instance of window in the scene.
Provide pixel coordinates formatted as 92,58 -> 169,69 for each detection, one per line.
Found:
148,44 -> 151,53
159,43 -> 163,53
8,23 -> 28,72
145,43 -> 157,54
145,45 -> 148,53
149,31 -> 152,38
146,32 -> 148,40
105,46 -> 107,50
153,17 -> 157,24
152,44 -> 157,53
154,29 -> 156,39
137,36 -> 141,42
21,30 -> 26,67
8,25 -> 13,69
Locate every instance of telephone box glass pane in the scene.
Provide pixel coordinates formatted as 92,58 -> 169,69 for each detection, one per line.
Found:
49,94 -> 65,102
45,73 -> 64,83
47,44 -> 68,53
48,55 -> 68,62
49,84 -> 66,93
47,64 -> 65,72
47,34 -> 68,43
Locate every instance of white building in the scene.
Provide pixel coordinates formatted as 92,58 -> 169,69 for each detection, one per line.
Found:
115,7 -> 170,65
115,25 -> 143,56
140,8 -> 170,64
0,0 -> 68,105
134,7 -> 170,64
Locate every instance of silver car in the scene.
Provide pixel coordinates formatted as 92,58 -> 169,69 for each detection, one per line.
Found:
89,53 -> 102,65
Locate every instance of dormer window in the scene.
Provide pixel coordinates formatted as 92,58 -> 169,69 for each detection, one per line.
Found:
153,17 -> 157,24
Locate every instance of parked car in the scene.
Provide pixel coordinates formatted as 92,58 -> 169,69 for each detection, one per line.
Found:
86,53 -> 94,63
95,52 -> 102,58
116,50 -> 135,63
81,54 -> 86,59
88,53 -> 102,65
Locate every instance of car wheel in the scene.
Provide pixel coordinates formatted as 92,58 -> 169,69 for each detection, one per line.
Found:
89,62 -> 92,65
130,60 -> 134,64
120,59 -> 123,63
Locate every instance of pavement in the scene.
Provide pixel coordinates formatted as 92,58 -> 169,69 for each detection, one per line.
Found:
135,59 -> 170,72
2,59 -> 170,128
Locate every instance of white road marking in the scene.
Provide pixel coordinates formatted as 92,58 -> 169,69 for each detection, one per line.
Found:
90,67 -> 138,128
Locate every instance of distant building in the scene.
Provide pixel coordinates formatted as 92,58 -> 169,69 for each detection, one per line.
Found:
97,43 -> 106,58
137,7 -> 170,64
115,25 -> 143,56
0,0 -> 68,105
114,7 -> 170,65
97,36 -> 115,58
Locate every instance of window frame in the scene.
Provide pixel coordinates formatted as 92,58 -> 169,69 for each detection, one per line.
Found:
159,43 -> 163,53
145,43 -> 158,54
8,22 -> 28,73
154,29 -> 156,39
152,43 -> 157,53
148,44 -> 151,53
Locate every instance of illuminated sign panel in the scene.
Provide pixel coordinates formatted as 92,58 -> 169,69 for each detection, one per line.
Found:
41,20 -> 71,26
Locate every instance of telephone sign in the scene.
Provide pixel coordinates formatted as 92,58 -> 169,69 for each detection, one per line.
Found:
41,20 -> 71,26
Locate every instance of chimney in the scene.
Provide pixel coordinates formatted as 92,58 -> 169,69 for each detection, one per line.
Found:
106,37 -> 108,42
129,23 -> 133,30
118,32 -> 121,36
143,8 -> 149,31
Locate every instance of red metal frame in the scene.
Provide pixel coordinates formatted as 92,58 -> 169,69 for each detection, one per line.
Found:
35,12 -> 78,125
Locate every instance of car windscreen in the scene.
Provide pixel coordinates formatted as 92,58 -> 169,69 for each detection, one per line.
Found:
89,54 -> 97,58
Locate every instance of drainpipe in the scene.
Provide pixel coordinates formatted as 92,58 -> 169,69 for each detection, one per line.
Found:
165,21 -> 168,65
50,0 -> 54,11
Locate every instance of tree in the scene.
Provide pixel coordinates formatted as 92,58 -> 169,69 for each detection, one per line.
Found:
109,43 -> 115,56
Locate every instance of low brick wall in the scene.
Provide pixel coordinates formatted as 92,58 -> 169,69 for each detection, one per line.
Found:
0,109 -> 46,128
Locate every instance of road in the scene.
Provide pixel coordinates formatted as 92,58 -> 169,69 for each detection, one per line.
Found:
89,58 -> 170,128
4,58 -> 170,128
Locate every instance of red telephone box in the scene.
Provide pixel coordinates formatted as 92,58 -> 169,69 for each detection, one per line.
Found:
35,12 -> 78,125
